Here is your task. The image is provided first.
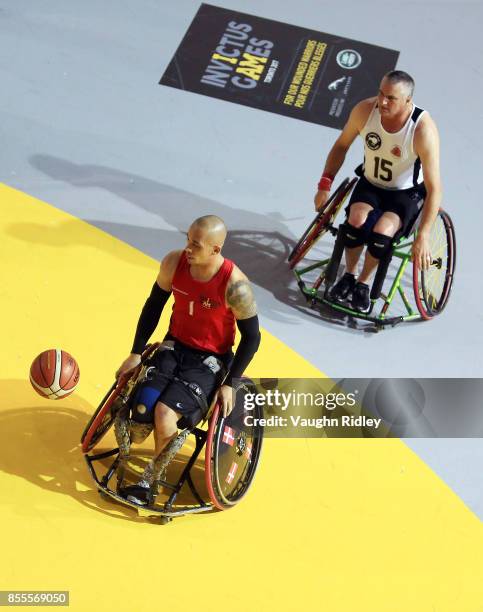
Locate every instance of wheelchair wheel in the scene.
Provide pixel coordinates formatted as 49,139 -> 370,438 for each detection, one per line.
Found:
413,210 -> 456,319
81,344 -> 160,453
205,379 -> 263,510
288,177 -> 357,269
81,381 -> 123,453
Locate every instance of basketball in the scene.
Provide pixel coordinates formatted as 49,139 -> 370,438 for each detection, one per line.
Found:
29,349 -> 80,399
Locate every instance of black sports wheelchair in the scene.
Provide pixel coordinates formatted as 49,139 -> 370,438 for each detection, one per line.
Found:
288,170 -> 456,328
81,343 -> 263,524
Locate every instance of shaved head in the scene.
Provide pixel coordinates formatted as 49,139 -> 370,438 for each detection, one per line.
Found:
191,215 -> 227,248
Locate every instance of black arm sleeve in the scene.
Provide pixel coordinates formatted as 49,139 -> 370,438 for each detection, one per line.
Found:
131,283 -> 171,355
223,315 -> 260,387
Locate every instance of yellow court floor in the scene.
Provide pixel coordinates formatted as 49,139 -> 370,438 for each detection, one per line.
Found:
1,183 -> 482,611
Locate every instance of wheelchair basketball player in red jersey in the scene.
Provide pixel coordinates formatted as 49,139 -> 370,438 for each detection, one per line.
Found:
114,215 -> 261,505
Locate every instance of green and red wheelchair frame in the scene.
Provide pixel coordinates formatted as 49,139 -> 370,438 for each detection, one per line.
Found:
288,176 -> 456,328
81,344 -> 263,523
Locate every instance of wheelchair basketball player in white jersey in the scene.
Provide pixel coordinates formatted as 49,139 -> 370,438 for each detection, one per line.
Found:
313,70 -> 442,311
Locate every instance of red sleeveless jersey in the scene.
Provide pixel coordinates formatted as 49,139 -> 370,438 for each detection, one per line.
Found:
168,252 -> 236,354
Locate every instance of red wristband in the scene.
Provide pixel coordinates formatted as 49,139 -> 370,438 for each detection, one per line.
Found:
317,174 -> 333,191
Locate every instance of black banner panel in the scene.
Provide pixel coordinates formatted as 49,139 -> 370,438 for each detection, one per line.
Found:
160,4 -> 399,128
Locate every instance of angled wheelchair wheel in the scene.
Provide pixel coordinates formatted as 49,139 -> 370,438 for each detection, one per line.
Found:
81,344 -> 160,453
413,210 -> 456,319
288,177 -> 357,269
81,380 -> 124,453
205,379 -> 263,510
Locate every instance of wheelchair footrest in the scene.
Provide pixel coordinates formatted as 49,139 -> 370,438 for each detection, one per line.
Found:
96,484 -> 212,518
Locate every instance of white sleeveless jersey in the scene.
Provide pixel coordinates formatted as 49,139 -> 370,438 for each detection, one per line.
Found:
360,103 -> 426,190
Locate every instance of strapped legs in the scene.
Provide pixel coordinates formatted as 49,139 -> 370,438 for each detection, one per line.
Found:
114,398 -> 191,505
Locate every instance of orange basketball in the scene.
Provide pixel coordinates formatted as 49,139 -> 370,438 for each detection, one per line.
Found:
30,349 -> 80,399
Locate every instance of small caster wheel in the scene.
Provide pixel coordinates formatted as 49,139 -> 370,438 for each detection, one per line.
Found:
160,516 -> 172,525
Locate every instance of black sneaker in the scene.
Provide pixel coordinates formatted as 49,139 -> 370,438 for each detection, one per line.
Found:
120,483 -> 152,506
330,273 -> 356,301
351,282 -> 370,311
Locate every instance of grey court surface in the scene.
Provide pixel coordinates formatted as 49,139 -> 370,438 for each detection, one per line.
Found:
1,1 -> 482,516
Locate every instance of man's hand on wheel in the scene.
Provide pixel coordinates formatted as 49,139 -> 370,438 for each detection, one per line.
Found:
115,353 -> 141,380
217,384 -> 235,418
314,189 -> 330,212
412,232 -> 432,271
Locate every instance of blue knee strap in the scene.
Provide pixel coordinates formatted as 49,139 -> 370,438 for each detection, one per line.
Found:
131,385 -> 163,423
130,378 -> 209,424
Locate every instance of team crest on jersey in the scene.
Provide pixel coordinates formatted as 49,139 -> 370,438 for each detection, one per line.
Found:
366,132 -> 381,150
391,145 -> 402,158
200,296 -> 219,309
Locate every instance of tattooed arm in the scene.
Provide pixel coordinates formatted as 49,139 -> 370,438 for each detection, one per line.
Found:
226,268 -> 258,320
217,267 -> 260,416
